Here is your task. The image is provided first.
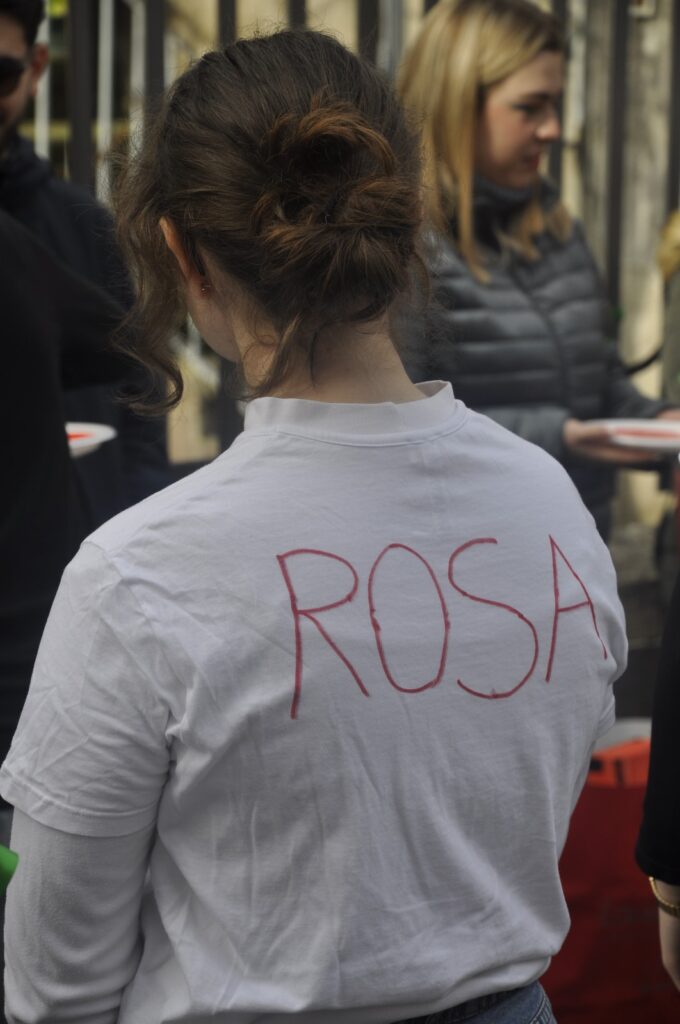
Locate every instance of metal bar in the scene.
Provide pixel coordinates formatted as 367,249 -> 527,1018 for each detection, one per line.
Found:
145,0 -> 165,104
605,0 -> 628,313
288,0 -> 306,29
96,0 -> 115,203
33,14 -> 51,159
218,0 -> 237,45
548,0 -> 567,188
667,0 -> 680,214
376,0 -> 403,78
67,0 -> 95,190
129,0 -> 145,141
358,0 -> 379,63
551,0 -> 568,22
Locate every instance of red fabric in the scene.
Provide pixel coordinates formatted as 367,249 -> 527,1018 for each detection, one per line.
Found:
543,767 -> 679,1021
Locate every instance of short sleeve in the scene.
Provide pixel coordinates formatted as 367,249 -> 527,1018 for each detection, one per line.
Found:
0,543 -> 170,836
590,511 -> 627,740
568,493 -> 627,743
596,690 -> 616,740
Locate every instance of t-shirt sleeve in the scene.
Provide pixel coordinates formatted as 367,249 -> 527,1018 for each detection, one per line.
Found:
0,543 -> 170,837
596,560 -> 626,740
596,691 -> 617,740
573,491 -> 627,741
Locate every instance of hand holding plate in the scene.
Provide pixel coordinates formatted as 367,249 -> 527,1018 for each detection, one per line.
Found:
562,418 -> 664,464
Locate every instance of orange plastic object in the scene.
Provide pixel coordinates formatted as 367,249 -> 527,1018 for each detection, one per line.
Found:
588,738 -> 650,788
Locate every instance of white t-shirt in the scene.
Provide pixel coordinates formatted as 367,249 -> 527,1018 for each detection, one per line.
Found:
0,382 -> 626,1024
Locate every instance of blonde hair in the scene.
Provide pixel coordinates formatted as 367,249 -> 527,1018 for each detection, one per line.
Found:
658,211 -> 680,282
397,0 -> 571,278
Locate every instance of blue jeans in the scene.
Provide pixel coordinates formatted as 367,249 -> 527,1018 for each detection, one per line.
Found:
394,982 -> 556,1024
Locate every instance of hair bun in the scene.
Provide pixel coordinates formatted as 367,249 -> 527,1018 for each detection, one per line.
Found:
250,100 -> 421,325
252,101 -> 401,233
264,100 -> 396,180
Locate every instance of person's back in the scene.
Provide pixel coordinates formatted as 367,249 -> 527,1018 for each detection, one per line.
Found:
13,386 -> 622,1021
1,29 -> 627,1024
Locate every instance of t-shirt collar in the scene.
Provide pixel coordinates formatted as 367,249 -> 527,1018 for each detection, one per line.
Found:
242,381 -> 464,442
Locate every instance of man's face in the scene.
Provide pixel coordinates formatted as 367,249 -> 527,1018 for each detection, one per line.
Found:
0,13 -> 48,155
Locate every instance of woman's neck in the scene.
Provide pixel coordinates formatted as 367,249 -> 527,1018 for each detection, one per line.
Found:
246,319 -> 425,405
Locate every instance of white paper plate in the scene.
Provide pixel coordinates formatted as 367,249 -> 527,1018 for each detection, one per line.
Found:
589,419 -> 680,452
66,422 -> 117,458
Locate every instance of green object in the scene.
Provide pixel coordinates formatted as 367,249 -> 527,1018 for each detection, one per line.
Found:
47,0 -> 68,17
0,844 -> 18,893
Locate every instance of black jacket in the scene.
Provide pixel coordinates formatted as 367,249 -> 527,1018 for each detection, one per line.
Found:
0,133 -> 170,528
0,211 -> 128,766
637,572 -> 680,882
409,180 -> 667,536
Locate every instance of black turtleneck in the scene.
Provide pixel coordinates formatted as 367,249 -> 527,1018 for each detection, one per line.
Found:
458,175 -> 557,252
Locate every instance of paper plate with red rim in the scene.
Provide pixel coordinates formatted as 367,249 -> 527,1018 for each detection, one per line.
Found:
66,422 -> 117,457
590,419 -> 680,452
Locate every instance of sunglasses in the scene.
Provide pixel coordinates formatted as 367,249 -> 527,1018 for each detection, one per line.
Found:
0,56 -> 28,98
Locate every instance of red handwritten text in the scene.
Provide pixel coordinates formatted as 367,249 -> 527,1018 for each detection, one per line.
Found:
277,536 -> 608,718
448,538 -> 539,700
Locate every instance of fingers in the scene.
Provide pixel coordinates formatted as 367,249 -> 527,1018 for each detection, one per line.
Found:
563,419 -> 609,448
573,424 -> 612,444
563,420 -> 664,463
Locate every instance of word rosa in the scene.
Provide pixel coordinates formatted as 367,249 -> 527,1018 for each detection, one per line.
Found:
277,535 -> 608,719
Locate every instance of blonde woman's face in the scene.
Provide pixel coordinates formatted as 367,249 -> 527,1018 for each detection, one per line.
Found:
475,50 -> 564,190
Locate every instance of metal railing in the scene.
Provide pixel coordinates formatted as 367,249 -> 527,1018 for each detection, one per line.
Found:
28,0 -> 680,326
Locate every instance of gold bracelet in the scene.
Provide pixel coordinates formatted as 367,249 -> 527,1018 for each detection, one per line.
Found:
649,877 -> 680,917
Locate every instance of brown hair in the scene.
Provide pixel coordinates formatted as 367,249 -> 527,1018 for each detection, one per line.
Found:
116,30 -> 424,410
397,0 -> 570,280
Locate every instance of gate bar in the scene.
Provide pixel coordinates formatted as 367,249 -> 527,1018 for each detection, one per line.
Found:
67,0 -> 94,190
605,0 -> 628,313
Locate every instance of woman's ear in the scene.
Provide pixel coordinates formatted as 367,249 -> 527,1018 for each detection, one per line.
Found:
160,217 -> 196,283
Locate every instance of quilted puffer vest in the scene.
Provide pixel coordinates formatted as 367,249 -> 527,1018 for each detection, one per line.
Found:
409,178 -> 666,537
